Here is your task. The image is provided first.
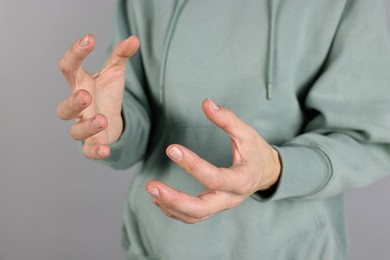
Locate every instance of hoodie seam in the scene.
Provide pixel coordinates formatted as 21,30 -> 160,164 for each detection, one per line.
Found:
285,143 -> 334,198
158,0 -> 188,104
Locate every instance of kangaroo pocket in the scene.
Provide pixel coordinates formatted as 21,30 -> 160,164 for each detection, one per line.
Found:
130,185 -> 329,259
125,125 -> 333,259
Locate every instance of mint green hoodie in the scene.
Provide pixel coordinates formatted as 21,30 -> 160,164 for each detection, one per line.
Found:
102,0 -> 390,259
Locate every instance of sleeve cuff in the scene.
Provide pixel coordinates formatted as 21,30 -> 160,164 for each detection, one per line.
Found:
251,144 -> 333,202
100,109 -> 132,167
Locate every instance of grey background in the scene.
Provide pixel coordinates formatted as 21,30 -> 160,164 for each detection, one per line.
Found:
0,1 -> 389,259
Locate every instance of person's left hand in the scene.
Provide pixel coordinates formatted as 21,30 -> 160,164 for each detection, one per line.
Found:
145,99 -> 281,224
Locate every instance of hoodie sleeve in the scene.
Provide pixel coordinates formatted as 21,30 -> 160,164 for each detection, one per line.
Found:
100,0 -> 151,170
257,0 -> 390,201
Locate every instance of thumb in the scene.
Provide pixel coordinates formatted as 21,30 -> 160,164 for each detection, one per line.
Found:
201,99 -> 254,142
103,35 -> 140,68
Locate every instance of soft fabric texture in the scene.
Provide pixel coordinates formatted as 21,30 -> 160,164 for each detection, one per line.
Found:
101,0 -> 390,259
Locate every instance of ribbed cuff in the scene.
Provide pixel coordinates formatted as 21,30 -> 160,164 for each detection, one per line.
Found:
251,144 -> 333,202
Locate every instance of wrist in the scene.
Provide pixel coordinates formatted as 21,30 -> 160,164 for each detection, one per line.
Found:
258,147 -> 281,191
107,114 -> 124,144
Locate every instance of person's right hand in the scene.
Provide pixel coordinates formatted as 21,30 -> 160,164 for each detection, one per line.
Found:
56,34 -> 140,159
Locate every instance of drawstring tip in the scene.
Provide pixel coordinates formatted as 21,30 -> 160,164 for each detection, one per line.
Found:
266,83 -> 272,100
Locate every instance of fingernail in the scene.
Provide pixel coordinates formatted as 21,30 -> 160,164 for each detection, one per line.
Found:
168,147 -> 183,161
79,34 -> 89,47
91,118 -> 101,129
148,187 -> 160,198
74,94 -> 85,105
209,99 -> 220,111
128,35 -> 139,42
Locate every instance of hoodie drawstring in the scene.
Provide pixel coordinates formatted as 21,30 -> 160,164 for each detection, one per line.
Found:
159,0 -> 188,104
160,0 -> 277,102
267,0 -> 279,100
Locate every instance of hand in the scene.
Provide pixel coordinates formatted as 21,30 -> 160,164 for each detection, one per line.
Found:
56,34 -> 140,159
146,99 -> 281,224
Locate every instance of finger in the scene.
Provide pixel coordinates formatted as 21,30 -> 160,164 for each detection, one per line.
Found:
70,114 -> 108,140
166,145 -> 240,191
152,198 -> 194,223
146,180 -> 221,221
201,99 -> 256,143
153,199 -> 174,218
154,199 -> 206,224
56,89 -> 92,120
58,34 -> 96,87
102,35 -> 140,69
153,196 -> 203,224
82,142 -> 110,160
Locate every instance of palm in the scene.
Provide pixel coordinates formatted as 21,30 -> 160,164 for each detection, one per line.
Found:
77,65 -> 126,145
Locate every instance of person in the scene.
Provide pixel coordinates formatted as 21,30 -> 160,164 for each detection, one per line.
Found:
56,0 -> 390,259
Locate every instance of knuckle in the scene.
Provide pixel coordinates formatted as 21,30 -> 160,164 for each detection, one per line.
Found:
55,105 -> 65,120
185,158 -> 201,173
69,127 -> 78,140
69,125 -> 85,141
164,198 -> 180,210
82,145 -> 96,160
58,58 -> 70,74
